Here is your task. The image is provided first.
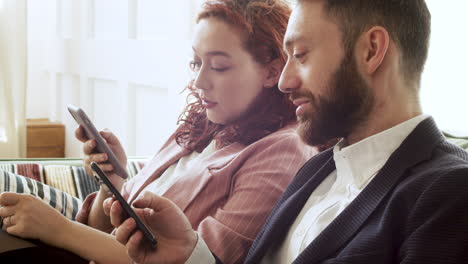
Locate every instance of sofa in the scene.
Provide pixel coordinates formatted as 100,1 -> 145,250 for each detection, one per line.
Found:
0,158 -> 147,220
0,132 -> 467,220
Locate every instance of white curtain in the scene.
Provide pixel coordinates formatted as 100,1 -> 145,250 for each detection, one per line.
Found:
0,0 -> 27,158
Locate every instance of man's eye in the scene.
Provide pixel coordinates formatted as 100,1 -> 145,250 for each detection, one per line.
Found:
293,52 -> 306,59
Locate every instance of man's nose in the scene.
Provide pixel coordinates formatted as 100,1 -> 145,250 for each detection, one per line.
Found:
278,61 -> 300,94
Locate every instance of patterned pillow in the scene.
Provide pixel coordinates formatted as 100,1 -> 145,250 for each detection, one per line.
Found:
0,160 -> 145,220
0,163 -> 101,201
0,169 -> 82,220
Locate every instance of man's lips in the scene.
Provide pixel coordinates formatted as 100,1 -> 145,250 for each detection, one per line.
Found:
292,98 -> 310,107
292,98 -> 310,117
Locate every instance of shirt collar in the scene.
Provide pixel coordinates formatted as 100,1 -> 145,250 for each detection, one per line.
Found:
332,114 -> 430,187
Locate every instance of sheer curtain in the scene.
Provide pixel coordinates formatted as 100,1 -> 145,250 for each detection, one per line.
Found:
0,0 -> 27,158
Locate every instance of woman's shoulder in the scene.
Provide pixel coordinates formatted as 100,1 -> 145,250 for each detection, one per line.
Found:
255,122 -> 302,144
246,122 -> 317,154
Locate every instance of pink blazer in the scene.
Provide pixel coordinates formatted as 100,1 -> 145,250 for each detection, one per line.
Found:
78,124 -> 317,264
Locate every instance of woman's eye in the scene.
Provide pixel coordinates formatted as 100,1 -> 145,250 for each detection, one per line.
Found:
211,67 -> 230,72
189,61 -> 201,71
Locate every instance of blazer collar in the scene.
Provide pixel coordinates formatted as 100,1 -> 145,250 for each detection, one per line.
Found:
246,117 -> 445,264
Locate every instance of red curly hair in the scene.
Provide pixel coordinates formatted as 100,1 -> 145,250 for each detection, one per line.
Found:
175,0 -> 296,152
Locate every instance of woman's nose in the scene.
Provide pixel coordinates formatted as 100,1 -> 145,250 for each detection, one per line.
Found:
193,68 -> 210,91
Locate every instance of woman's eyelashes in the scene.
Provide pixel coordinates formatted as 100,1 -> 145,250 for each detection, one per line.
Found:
211,66 -> 230,72
189,59 -> 231,73
189,60 -> 202,72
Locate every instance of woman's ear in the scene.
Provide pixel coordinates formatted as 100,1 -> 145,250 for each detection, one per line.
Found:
263,58 -> 284,88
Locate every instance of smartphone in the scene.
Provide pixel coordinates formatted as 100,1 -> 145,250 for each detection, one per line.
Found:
68,104 -> 129,179
90,162 -> 157,248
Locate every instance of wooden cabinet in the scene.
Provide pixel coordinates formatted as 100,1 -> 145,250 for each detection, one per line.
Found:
27,119 -> 65,158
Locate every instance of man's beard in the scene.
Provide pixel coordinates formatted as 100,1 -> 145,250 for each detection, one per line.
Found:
296,51 -> 375,146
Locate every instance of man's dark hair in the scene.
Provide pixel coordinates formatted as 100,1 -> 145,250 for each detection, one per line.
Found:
314,0 -> 431,86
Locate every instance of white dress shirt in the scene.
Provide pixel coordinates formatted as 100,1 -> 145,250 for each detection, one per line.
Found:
186,115 -> 429,264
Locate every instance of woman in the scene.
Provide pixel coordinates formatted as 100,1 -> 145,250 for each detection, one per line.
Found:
0,0 -> 318,263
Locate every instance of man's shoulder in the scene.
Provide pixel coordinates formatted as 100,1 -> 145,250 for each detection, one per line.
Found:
413,140 -> 468,177
395,139 -> 468,201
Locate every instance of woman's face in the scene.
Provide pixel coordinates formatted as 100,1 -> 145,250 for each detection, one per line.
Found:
190,17 -> 271,125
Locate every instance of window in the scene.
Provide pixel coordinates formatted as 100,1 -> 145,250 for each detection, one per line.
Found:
421,0 -> 468,135
0,127 -> 6,143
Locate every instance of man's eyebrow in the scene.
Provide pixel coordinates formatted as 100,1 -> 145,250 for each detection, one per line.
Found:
283,35 -> 304,52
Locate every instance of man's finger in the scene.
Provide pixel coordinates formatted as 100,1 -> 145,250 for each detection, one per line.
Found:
132,192 -> 171,213
126,231 -> 146,264
115,217 -> 136,245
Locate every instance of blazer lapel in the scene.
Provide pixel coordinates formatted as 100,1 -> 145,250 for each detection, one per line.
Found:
245,148 -> 336,264
294,117 -> 445,264
164,142 -> 244,212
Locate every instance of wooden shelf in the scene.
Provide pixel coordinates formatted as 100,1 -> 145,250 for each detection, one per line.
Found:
27,119 -> 65,158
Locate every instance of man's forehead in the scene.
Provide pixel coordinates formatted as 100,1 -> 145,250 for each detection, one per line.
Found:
283,2 -> 318,49
284,1 -> 338,50
283,6 -> 304,48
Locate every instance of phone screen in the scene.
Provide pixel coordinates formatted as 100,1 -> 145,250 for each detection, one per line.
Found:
90,162 -> 157,248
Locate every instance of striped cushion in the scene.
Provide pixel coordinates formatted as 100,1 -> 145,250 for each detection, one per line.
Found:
0,170 -> 81,219
0,159 -> 146,220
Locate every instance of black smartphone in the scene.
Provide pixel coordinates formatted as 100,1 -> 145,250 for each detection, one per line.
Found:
90,162 -> 157,248
68,104 -> 129,179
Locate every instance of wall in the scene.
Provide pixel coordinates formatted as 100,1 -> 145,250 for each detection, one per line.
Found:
27,0 -> 205,157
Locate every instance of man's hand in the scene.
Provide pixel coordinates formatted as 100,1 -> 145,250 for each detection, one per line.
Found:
104,192 -> 198,264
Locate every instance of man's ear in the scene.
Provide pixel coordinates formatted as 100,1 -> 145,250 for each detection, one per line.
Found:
356,26 -> 390,75
263,58 -> 284,88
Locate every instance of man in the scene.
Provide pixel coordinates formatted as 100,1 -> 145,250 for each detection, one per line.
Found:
106,0 -> 468,263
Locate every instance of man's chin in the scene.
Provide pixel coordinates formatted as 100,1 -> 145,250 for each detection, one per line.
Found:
297,119 -> 335,147
297,120 -> 316,146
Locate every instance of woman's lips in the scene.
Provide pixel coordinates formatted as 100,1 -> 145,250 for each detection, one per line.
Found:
292,99 -> 310,117
202,98 -> 218,109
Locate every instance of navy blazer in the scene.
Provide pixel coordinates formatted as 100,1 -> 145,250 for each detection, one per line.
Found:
241,117 -> 468,264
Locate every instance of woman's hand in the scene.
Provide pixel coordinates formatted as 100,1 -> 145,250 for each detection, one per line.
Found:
104,192 -> 198,264
75,125 -> 127,188
0,192 -> 70,246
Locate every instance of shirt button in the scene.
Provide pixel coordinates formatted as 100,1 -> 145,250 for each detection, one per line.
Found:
296,228 -> 305,237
